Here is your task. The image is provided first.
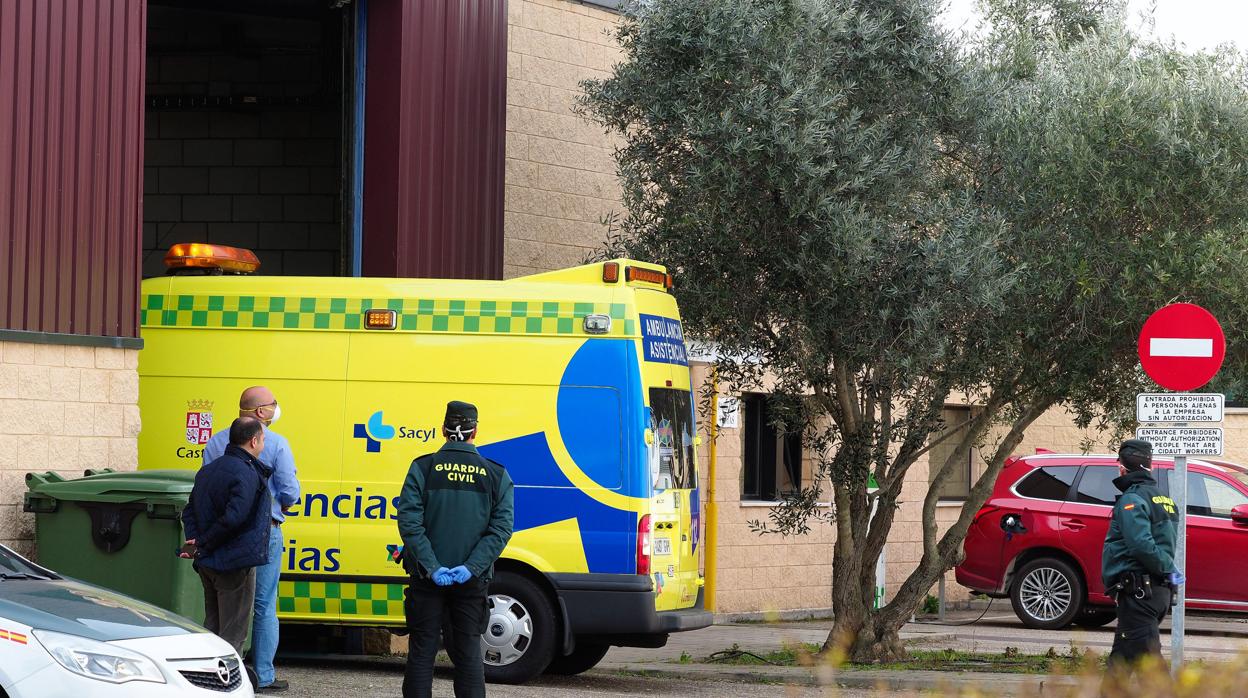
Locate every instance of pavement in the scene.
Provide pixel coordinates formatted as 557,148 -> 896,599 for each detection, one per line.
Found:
592,605 -> 1248,693
276,606 -> 1248,696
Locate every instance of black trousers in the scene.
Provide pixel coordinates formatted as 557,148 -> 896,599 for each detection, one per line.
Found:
1108,583 -> 1172,671
197,565 -> 256,656
403,577 -> 490,698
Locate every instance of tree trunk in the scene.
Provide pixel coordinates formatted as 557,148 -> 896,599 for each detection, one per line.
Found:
824,603 -> 907,663
847,615 -> 907,663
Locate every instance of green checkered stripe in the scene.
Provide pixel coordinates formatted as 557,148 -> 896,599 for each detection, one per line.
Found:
140,294 -> 636,336
278,580 -> 405,618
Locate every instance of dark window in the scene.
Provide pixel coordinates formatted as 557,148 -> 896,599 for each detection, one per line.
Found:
648,388 -> 697,491
1014,466 -> 1079,501
742,394 -> 802,501
929,407 -> 974,500
1166,472 -> 1248,518
1075,466 -> 1121,506
1196,473 -> 1248,517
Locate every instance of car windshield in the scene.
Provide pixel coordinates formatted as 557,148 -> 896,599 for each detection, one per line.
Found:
0,545 -> 52,579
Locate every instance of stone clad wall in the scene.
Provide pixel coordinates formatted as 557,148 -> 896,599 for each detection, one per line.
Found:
503,0 -> 623,279
0,342 -> 140,559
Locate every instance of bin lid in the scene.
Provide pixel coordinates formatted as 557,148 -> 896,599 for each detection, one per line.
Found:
25,469 -> 196,504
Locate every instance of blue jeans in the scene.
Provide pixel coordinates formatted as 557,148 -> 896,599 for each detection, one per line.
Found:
253,528 -> 284,686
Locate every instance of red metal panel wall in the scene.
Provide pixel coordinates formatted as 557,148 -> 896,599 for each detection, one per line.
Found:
0,0 -> 146,338
362,0 -> 507,280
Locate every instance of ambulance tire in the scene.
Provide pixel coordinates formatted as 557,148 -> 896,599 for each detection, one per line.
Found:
544,643 -> 611,676
483,572 -> 557,685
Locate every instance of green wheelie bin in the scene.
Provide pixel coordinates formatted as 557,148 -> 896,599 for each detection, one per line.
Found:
22,469 -> 206,624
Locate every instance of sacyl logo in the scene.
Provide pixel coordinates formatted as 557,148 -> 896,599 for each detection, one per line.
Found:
353,411 -> 439,453
354,411 -> 396,453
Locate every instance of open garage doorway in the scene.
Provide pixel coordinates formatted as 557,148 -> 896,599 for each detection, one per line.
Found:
142,0 -> 359,277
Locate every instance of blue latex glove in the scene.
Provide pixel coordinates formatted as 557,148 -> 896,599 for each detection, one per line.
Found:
432,567 -> 454,586
449,565 -> 472,584
1169,570 -> 1186,586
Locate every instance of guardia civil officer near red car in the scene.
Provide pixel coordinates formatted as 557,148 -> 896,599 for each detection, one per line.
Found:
959,303 -> 1242,683
1099,439 -> 1181,674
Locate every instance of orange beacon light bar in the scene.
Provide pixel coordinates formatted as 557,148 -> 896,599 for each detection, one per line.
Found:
164,243 -> 261,274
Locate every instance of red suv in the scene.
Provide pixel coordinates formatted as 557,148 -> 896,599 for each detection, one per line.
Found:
956,453 -> 1248,629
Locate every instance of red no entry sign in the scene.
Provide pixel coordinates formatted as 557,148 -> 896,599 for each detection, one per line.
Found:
1138,303 -> 1225,392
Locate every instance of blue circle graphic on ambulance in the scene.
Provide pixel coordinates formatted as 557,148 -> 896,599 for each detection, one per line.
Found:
556,338 -> 648,499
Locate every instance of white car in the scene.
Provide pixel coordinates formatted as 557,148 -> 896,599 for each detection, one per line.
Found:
0,544 -> 252,697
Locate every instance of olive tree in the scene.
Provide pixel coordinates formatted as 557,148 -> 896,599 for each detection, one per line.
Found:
580,0 -> 1248,662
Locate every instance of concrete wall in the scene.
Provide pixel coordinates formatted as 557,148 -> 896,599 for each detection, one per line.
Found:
503,0 -> 623,279
0,342 -> 140,559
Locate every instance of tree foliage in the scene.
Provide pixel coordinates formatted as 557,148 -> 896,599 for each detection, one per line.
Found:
580,0 -> 1248,661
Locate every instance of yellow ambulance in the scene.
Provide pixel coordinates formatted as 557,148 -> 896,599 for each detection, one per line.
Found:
136,245 -> 711,683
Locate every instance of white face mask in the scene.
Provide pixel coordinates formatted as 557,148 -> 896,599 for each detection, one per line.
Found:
269,403 -> 281,424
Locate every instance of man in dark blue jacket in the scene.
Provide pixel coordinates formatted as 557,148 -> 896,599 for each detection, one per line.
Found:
182,416 -> 274,654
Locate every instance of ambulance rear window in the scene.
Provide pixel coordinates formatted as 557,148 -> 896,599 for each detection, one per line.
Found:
649,388 -> 697,491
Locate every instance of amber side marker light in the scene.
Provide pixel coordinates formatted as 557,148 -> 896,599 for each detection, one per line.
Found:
602,262 -> 620,283
165,243 -> 260,274
625,266 -> 673,290
365,309 -> 398,330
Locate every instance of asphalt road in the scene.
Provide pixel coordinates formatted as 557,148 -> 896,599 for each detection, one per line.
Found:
276,658 -> 876,697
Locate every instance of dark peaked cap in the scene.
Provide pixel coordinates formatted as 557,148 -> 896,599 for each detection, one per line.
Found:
444,400 -> 478,426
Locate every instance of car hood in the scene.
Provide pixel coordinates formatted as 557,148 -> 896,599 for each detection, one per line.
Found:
0,578 -> 205,641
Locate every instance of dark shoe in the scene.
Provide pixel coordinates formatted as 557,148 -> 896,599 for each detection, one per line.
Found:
245,665 -> 258,689
257,679 -> 289,692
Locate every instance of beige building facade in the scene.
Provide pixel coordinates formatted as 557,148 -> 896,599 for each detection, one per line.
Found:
503,0 -> 623,280
0,342 -> 141,560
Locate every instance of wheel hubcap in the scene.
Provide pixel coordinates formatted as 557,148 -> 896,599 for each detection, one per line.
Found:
481,594 -> 533,667
1020,567 -> 1073,621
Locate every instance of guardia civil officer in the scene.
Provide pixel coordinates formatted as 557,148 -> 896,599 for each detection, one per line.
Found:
1101,438 -> 1183,676
397,401 -> 515,698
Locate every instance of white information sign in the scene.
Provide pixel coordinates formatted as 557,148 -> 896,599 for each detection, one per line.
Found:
1136,393 -> 1223,423
1135,427 -> 1223,456
716,397 -> 740,429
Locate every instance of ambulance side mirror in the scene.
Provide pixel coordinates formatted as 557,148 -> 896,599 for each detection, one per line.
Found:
644,429 -> 654,445
1232,504 -> 1248,526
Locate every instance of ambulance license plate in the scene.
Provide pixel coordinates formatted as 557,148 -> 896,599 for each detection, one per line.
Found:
654,537 -> 672,556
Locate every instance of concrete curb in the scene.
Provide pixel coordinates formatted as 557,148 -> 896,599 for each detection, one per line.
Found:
594,661 -> 1082,692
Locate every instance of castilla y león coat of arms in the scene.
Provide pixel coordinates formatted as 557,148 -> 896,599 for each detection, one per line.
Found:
185,399 -> 214,445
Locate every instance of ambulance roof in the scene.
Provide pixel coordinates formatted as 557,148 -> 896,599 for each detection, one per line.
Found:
139,259 -> 673,339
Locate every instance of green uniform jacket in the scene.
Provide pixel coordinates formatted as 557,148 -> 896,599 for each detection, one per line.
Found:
1101,469 -> 1178,587
396,441 -> 515,581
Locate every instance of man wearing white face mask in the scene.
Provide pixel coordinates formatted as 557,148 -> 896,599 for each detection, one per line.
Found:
203,386 -> 301,692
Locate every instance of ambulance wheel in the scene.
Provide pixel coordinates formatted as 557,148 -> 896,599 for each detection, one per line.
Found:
482,572 -> 556,684
544,643 -> 611,675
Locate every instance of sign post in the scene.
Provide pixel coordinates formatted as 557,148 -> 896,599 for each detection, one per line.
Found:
1173,452 -> 1187,670
1136,303 -> 1226,674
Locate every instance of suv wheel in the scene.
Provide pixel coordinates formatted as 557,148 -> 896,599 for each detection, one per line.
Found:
1010,557 -> 1084,629
1074,609 -> 1117,629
